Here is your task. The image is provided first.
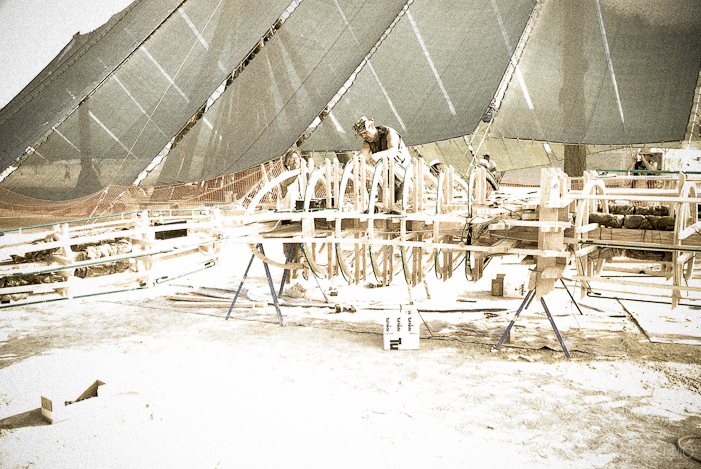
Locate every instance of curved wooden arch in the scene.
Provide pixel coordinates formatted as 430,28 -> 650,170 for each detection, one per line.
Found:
245,169 -> 301,216
399,159 -> 413,211
575,179 -> 608,229
301,242 -> 327,279
337,158 -> 356,210
574,180 -> 609,287
367,159 -> 385,214
453,170 -> 471,199
335,242 -> 356,284
247,244 -> 304,271
304,164 -> 327,211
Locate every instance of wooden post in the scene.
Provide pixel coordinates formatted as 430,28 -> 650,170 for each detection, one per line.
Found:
360,155 -> 367,212
327,237 -> 334,279
417,158 -> 424,213
333,158 -> 340,209
474,165 -> 487,205
354,233 -> 361,284
533,168 -> 568,299
353,156 -> 360,211
388,154 -> 395,209
564,144 -> 587,178
325,158 -> 332,209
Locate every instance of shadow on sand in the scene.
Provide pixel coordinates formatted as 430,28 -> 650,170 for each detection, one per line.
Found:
0,408 -> 50,430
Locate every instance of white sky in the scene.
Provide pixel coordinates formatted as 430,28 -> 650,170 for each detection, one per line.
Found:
0,0 -> 134,109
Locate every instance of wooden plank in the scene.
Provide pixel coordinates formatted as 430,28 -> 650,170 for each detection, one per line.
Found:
576,223 -> 599,234
572,275 -> 701,293
679,221 -> 701,241
575,195 -> 699,203
580,239 -> 701,253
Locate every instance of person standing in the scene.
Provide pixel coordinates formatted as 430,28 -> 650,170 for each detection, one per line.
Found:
278,148 -> 304,210
628,151 -> 657,188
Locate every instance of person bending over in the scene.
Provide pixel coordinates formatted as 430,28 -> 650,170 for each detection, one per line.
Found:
353,116 -> 410,167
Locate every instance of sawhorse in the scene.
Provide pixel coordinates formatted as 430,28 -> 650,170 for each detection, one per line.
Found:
225,243 -> 284,326
492,287 -> 573,359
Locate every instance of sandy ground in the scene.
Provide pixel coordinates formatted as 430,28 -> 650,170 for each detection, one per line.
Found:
1,249 -> 701,468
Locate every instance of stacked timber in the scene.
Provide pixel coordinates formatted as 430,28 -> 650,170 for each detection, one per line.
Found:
0,210 -> 224,306
589,204 -> 674,231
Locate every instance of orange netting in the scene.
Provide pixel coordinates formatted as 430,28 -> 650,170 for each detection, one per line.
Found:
0,160 -> 286,228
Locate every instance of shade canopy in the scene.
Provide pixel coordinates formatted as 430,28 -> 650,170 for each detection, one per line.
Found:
301,0 -> 537,151
490,0 -> 701,144
1,0 -> 700,201
158,0 -> 412,184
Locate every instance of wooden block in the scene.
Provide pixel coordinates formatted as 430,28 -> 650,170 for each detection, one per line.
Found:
491,277 -> 504,296
41,380 -> 106,424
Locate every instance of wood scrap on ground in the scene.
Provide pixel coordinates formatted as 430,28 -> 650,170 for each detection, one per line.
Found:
154,291 -> 629,356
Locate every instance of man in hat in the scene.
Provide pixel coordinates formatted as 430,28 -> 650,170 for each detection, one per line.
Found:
353,116 -> 411,209
353,116 -> 410,167
628,150 -> 657,188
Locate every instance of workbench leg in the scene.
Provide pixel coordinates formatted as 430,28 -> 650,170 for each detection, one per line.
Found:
560,279 -> 584,315
259,244 -> 285,326
540,298 -> 571,359
492,289 -> 535,352
225,252 -> 256,320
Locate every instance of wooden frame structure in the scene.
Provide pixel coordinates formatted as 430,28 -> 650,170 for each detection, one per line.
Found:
1,155 -> 699,309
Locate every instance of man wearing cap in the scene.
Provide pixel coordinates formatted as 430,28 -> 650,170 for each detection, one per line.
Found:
353,116 -> 410,167
353,116 -> 411,208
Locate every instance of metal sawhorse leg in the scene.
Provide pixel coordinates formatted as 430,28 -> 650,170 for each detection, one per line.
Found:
225,243 -> 284,326
492,289 -> 571,359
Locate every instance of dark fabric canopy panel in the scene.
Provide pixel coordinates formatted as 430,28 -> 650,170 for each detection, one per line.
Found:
300,0 -> 537,152
490,0 -> 701,145
157,0 -> 411,184
2,0 -> 292,200
0,0 -> 183,173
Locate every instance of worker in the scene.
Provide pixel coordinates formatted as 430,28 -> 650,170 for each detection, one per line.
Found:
353,116 -> 411,205
353,116 -> 410,167
429,159 -> 443,177
278,148 -> 304,211
477,154 -> 499,190
628,150 -> 657,188
479,154 -> 497,173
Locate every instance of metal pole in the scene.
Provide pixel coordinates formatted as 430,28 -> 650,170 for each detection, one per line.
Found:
540,298 -> 571,358
560,279 -> 584,315
225,252 -> 256,320
259,244 -> 285,326
492,288 -> 535,352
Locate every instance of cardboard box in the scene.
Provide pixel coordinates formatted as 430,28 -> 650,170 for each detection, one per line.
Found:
383,308 -> 420,350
